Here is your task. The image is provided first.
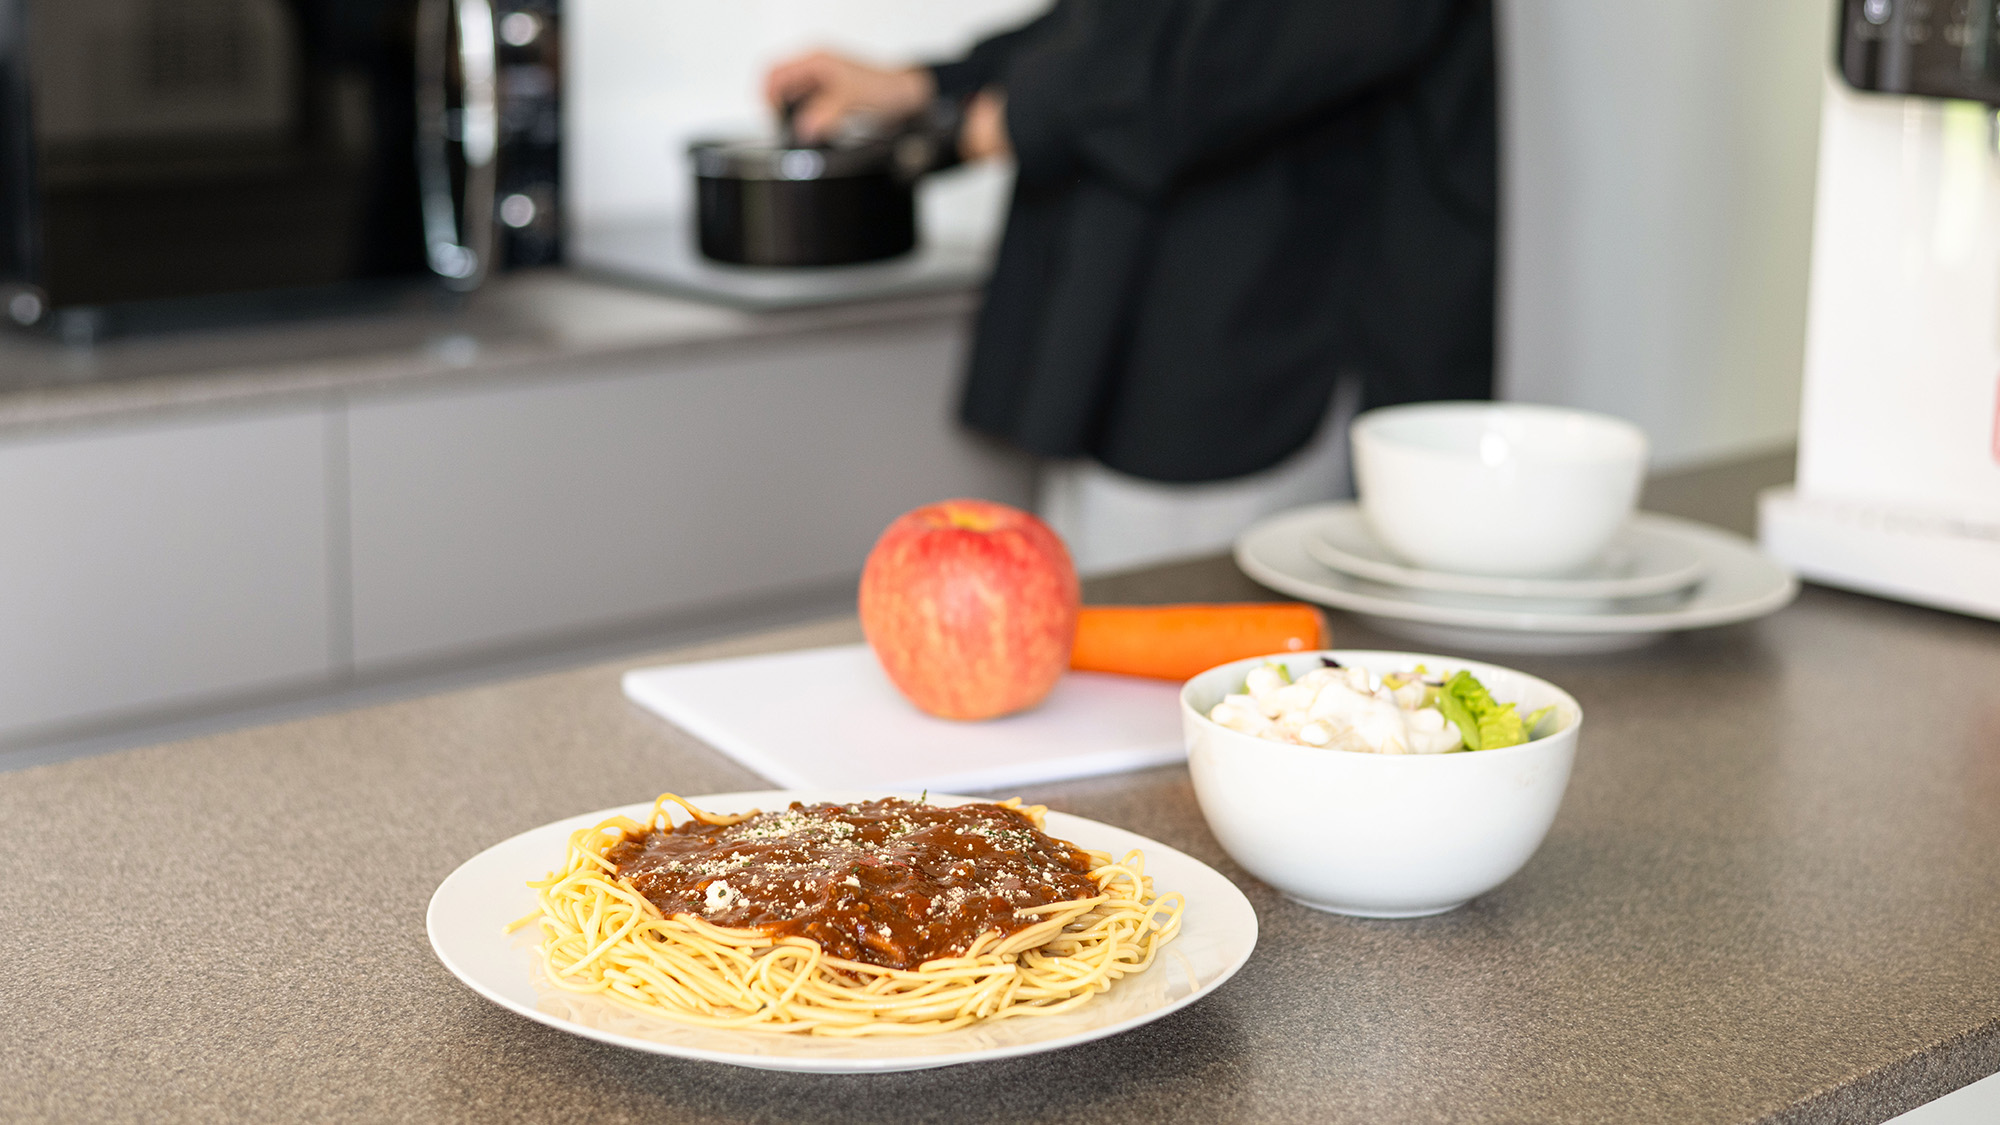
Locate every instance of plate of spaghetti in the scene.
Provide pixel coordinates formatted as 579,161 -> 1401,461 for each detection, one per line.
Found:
427,789 -> 1257,1072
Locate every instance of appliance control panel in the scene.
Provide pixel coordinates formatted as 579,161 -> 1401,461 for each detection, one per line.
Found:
1840,0 -> 2000,102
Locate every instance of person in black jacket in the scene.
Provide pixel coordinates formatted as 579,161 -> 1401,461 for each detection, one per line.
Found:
768,0 -> 1494,488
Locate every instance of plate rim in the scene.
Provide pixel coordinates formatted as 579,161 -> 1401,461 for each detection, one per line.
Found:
427,789 -> 1259,1073
1304,505 -> 1709,599
1238,505 -> 1798,636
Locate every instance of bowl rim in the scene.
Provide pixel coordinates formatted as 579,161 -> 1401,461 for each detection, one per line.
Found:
1350,400 -> 1647,464
1180,648 -> 1584,761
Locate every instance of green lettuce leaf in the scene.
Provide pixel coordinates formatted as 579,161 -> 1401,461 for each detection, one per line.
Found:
1438,670 -> 1548,751
1434,679 -> 1483,751
1522,705 -> 1555,738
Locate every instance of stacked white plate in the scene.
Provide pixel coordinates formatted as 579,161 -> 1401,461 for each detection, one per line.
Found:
1234,502 -> 1798,654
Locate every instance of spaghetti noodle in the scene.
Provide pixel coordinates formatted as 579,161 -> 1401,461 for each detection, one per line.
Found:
514,793 -> 1184,1036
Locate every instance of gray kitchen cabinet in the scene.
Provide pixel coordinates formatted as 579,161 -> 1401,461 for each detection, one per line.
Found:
345,316 -> 1032,672
0,406 -> 335,742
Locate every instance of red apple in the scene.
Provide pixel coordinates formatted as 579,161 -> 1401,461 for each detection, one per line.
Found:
858,499 -> 1080,720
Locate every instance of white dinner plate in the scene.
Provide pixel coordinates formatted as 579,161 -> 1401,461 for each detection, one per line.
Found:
1304,504 -> 1708,600
1237,505 -> 1798,654
428,789 -> 1259,1073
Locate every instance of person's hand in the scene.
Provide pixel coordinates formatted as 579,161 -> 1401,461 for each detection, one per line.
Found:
961,89 -> 1010,162
764,51 -> 934,143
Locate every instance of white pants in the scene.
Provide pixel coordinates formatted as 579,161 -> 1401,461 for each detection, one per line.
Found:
1038,377 -> 1362,577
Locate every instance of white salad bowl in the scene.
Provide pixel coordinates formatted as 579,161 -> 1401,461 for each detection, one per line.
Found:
1182,650 -> 1581,918
1350,401 -> 1647,577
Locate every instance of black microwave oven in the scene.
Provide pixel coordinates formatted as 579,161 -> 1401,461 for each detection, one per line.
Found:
0,0 -> 560,338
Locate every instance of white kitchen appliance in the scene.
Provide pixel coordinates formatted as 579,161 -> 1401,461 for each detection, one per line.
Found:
1759,0 -> 2000,620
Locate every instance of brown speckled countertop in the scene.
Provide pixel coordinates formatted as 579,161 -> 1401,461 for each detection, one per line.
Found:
4,509 -> 2000,1122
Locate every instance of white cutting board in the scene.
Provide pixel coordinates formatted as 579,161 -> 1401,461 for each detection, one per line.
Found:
621,644 -> 1187,792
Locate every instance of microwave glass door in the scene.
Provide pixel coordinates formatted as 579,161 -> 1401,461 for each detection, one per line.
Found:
25,0 -> 430,307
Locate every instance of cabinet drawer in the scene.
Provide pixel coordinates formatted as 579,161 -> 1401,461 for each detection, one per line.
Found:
0,408 -> 334,739
346,320 -> 1031,670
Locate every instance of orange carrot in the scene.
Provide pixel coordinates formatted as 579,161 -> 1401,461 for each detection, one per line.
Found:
1069,603 -> 1328,682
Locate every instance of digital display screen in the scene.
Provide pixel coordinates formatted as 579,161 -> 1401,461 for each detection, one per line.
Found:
1839,0 -> 2000,103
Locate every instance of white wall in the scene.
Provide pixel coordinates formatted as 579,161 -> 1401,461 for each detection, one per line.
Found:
1499,0 -> 1832,469
567,0 -> 1048,246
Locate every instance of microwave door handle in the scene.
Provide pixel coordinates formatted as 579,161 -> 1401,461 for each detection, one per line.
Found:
416,0 -> 499,291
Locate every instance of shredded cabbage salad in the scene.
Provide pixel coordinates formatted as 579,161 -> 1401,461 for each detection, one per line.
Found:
1207,658 -> 1553,755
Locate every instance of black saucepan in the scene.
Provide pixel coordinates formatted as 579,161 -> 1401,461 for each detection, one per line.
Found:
690,107 -> 958,268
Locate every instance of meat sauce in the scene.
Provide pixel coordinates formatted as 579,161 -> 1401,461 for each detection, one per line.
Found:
607,798 -> 1101,970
